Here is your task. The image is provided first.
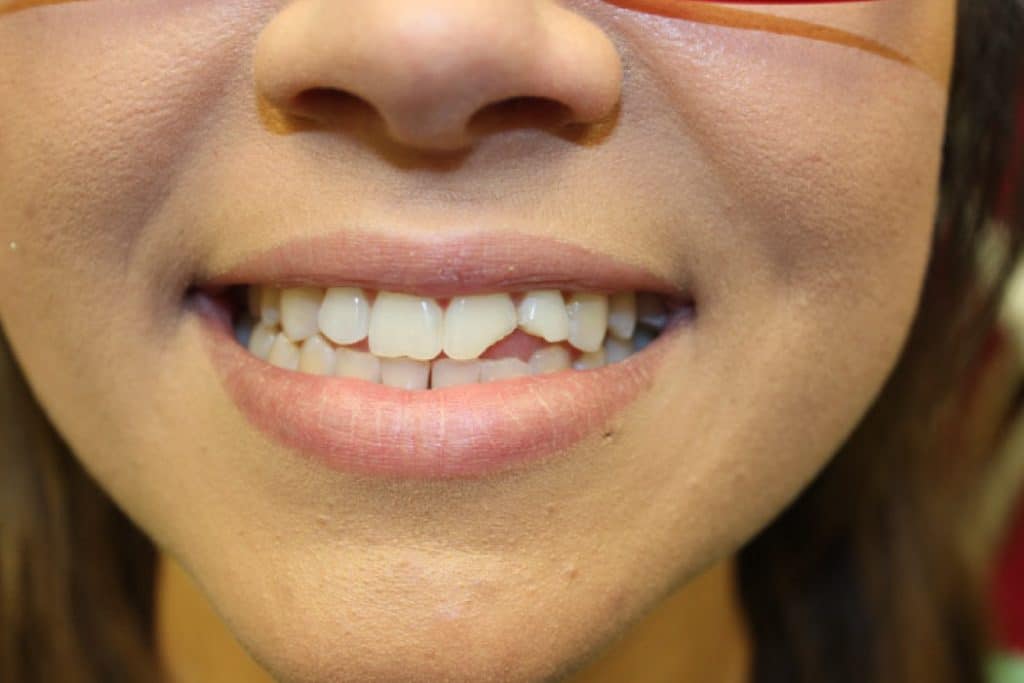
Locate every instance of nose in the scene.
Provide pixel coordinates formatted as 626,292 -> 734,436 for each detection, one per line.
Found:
253,0 -> 623,152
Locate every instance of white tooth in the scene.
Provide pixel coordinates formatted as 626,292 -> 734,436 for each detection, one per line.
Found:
318,287 -> 370,345
636,293 -> 667,329
603,336 -> 632,364
281,287 -> 324,342
431,359 -> 482,388
298,334 -> 337,375
267,334 -> 300,370
443,294 -> 517,360
528,346 -> 571,375
335,349 -> 381,383
566,293 -> 608,352
517,290 -> 569,342
380,358 -> 430,390
607,292 -> 637,340
368,292 -> 443,360
248,323 -> 278,360
573,349 -> 606,370
479,358 -> 531,382
260,286 -> 282,326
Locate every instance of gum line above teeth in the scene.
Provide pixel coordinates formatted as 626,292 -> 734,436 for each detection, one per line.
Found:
235,286 -> 670,390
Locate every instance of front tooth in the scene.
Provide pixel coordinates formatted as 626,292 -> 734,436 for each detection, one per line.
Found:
281,287 -> 324,342
335,349 -> 382,383
604,336 -> 632,364
608,292 -> 637,340
573,349 -> 606,370
248,323 -> 278,360
443,294 -> 517,359
319,287 -> 370,345
517,290 -> 569,342
268,334 -> 300,370
260,287 -> 282,326
380,358 -> 430,390
299,334 -> 337,375
528,346 -> 571,375
566,293 -> 608,352
431,359 -> 482,388
480,358 -> 531,382
369,292 -> 443,360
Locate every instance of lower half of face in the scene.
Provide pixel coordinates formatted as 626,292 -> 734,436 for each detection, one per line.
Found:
0,0 -> 953,680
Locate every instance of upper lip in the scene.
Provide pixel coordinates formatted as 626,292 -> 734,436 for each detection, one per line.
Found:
198,229 -> 691,300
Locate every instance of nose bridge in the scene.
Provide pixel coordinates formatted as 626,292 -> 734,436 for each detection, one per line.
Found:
253,0 -> 623,152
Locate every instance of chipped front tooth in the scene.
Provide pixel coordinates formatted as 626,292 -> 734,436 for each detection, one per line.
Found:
319,287 -> 370,345
444,293 -> 517,360
573,349 -> 606,370
608,292 -> 637,340
603,336 -> 632,364
335,349 -> 382,383
517,290 -> 569,342
431,359 -> 482,388
369,292 -> 443,360
299,334 -> 337,375
636,292 -> 667,329
280,287 -> 323,342
268,334 -> 301,370
566,293 -> 608,352
528,346 -> 571,375
380,357 -> 430,390
259,287 -> 282,326
480,358 -> 531,382
248,323 -> 278,361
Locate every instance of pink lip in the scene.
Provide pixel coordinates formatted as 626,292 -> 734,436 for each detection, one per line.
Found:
194,230 -> 693,479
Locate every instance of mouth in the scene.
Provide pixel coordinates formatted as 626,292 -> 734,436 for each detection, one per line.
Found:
190,230 -> 696,479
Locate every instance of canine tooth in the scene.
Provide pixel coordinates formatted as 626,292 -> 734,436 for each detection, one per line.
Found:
268,335 -> 300,370
380,358 -> 430,390
444,294 -> 517,359
335,349 -> 382,383
369,292 -> 443,360
248,323 -> 278,360
608,292 -> 637,340
319,287 -> 370,345
573,349 -> 606,370
259,287 -> 282,326
528,346 -> 571,375
299,334 -> 337,375
566,293 -> 608,352
480,358 -> 531,382
517,290 -> 569,342
604,336 -> 632,364
431,359 -> 482,388
636,293 -> 667,329
281,287 -> 324,342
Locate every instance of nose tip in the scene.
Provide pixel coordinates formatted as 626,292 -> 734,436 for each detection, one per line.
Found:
253,0 -> 623,152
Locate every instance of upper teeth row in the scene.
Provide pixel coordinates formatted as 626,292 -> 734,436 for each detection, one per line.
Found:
247,286 -> 667,361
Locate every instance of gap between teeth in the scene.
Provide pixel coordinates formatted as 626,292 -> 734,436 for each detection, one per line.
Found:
235,286 -> 671,390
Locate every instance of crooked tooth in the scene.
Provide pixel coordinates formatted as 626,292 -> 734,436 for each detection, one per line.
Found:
369,292 -> 443,360
267,334 -> 300,370
566,293 -> 608,352
444,294 -> 517,360
480,358 -> 530,382
281,287 -> 323,342
573,349 -> 606,370
299,334 -> 337,375
259,287 -> 282,326
528,346 -> 571,375
248,323 -> 278,360
431,359 -> 481,388
517,290 -> 569,342
604,336 -> 632,364
335,349 -> 381,383
608,292 -> 637,340
380,358 -> 430,390
319,287 -> 370,345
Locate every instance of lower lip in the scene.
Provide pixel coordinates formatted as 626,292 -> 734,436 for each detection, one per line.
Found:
192,293 -> 688,479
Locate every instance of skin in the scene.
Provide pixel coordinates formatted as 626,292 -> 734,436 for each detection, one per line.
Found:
0,1 -> 955,682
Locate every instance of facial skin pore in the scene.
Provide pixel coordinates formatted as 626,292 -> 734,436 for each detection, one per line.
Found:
0,1 -> 954,682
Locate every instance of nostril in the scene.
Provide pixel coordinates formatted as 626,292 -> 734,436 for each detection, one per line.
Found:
468,96 -> 574,135
290,87 -> 375,124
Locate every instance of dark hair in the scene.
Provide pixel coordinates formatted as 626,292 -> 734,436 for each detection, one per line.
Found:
2,2 -> 1023,681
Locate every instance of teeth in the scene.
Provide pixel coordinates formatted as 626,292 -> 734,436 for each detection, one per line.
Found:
431,359 -> 482,388
335,349 -> 382,383
369,292 -> 443,360
566,293 -> 609,352
259,287 -> 282,326
267,334 -> 301,370
443,294 -> 517,360
528,346 -> 571,375
280,287 -> 323,342
603,336 -> 632,364
319,287 -> 370,345
380,357 -> 431,390
573,349 -> 606,370
607,292 -> 637,340
516,290 -> 570,342
299,334 -> 337,375
248,323 -> 278,361
480,358 -> 531,382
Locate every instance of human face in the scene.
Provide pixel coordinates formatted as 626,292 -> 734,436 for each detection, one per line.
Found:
0,1 -> 954,681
